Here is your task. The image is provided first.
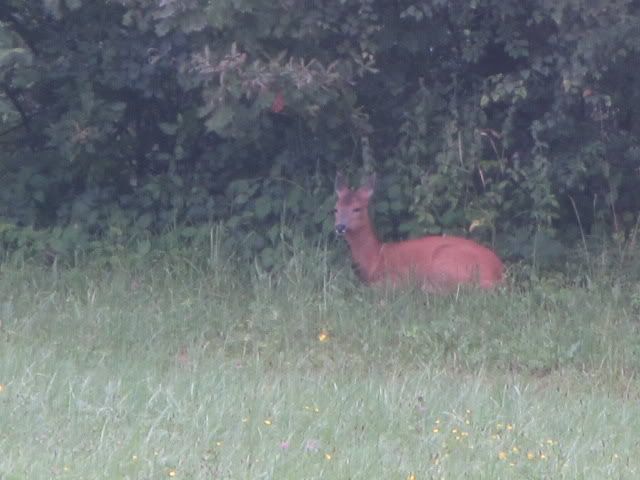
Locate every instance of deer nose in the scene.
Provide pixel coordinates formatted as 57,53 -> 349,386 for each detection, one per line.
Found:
335,224 -> 347,235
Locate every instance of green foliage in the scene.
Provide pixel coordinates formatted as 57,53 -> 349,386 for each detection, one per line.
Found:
1,0 -> 640,265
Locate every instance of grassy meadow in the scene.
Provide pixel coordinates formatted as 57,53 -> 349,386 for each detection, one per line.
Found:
1,238 -> 640,479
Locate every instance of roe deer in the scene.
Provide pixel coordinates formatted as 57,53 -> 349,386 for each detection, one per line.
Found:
334,173 -> 504,293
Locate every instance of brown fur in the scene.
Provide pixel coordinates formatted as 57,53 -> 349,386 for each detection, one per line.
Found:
335,174 -> 503,293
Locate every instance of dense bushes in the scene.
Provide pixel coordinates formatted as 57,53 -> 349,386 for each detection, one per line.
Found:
1,0 -> 639,267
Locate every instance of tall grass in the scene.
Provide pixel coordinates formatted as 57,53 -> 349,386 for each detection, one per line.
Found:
0,236 -> 639,479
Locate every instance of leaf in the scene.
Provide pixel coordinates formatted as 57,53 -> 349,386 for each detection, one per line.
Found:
159,122 -> 178,135
259,246 -> 276,269
390,200 -> 404,213
43,0 -> 62,19
267,225 -> 280,243
254,196 -> 272,220
0,48 -> 32,68
136,213 -> 153,229
205,106 -> 234,134
137,239 -> 151,256
180,12 -> 208,33
387,183 -> 403,199
65,0 -> 83,10
233,193 -> 249,205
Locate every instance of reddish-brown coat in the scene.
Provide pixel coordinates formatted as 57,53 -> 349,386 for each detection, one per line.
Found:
335,174 -> 504,293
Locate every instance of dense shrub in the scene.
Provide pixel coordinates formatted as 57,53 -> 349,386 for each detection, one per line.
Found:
1,0 -> 639,266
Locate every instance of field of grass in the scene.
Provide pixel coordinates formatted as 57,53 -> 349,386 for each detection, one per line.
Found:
1,241 -> 640,479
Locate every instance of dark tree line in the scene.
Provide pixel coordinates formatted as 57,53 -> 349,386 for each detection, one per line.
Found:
1,0 -> 639,266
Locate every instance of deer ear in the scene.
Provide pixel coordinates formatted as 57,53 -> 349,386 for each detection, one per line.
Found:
361,173 -> 376,197
335,172 -> 349,195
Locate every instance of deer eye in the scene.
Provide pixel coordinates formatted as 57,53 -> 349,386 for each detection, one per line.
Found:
352,208 -> 362,212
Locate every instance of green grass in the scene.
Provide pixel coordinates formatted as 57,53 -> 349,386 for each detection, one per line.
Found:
1,244 -> 640,479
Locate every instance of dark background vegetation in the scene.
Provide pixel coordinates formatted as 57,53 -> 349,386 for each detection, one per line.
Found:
1,0 -> 639,270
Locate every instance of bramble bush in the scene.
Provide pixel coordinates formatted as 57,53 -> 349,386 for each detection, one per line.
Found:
1,0 -> 639,270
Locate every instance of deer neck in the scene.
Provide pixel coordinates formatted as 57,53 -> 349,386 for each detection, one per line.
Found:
345,219 -> 383,283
